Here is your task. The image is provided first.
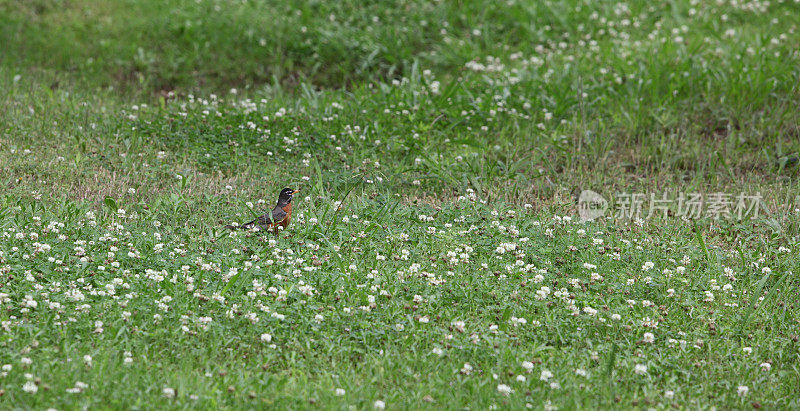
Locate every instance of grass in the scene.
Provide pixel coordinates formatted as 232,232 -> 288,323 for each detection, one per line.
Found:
1,195 -> 799,408
1,0 -> 800,408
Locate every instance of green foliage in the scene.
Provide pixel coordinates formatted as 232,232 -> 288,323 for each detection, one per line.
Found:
0,194 -> 798,408
1,0 -> 800,407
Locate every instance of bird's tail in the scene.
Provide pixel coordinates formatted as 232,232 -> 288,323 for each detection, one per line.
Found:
225,217 -> 259,230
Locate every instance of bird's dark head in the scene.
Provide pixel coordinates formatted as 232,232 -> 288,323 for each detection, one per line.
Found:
278,187 -> 300,203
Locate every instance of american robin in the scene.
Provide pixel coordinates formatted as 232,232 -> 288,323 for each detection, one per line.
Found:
226,188 -> 300,234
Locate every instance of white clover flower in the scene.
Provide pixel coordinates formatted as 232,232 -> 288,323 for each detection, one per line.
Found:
522,361 -> 534,372
373,400 -> 385,409
23,380 -> 38,394
540,369 -> 553,381
335,388 -> 345,396
737,385 -> 749,396
536,286 -> 550,300
497,384 -> 512,395
452,320 -> 466,333
163,387 -> 176,398
634,364 -> 648,375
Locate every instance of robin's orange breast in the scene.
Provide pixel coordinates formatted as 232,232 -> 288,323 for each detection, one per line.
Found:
279,203 -> 292,228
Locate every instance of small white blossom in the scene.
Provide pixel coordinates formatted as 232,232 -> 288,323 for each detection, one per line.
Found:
497,384 -> 512,395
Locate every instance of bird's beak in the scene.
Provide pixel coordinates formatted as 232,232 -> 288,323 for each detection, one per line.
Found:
292,189 -> 301,195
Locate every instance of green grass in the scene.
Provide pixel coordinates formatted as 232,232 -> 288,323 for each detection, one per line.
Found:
1,0 -> 800,408
2,195 -> 799,408
1,195 -> 798,408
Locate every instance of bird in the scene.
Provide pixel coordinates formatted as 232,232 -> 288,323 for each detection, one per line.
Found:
225,188 -> 300,234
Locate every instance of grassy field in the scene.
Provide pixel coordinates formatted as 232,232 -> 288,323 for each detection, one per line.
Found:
1,0 -> 800,409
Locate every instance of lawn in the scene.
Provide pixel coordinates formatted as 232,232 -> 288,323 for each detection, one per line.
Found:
1,0 -> 799,409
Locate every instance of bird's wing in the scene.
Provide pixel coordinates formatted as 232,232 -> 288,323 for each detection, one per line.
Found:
270,206 -> 288,223
237,207 -> 286,230
241,213 -> 273,229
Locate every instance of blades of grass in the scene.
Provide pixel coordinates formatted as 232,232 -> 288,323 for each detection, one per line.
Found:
324,177 -> 361,236
312,157 -> 325,199
226,268 -> 254,297
433,77 -> 463,109
737,270 -> 791,336
103,196 -> 118,212
737,246 -> 747,272
220,271 -> 241,295
371,196 -> 402,227
450,137 -> 483,149
467,173 -> 482,195
604,343 -> 618,380
736,270 -> 772,334
693,221 -> 713,267
716,152 -> 736,182
244,201 -> 261,219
